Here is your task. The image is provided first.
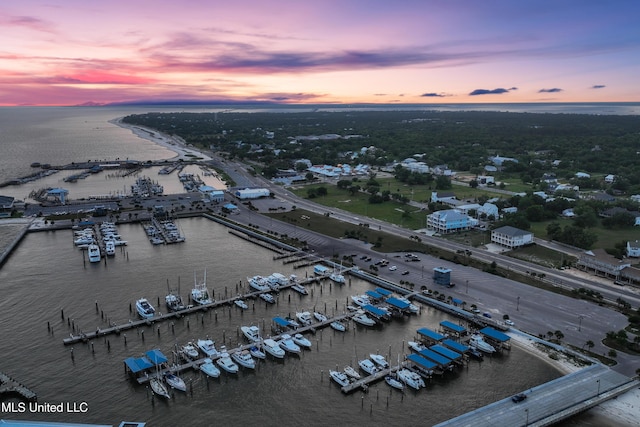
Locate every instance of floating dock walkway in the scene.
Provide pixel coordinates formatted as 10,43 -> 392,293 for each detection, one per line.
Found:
0,372 -> 37,401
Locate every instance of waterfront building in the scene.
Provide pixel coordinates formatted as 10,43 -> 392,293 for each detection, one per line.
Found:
491,226 -> 534,249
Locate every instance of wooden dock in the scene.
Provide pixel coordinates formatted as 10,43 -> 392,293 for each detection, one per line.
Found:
339,362 -> 410,394
0,372 -> 37,401
63,276 -> 323,345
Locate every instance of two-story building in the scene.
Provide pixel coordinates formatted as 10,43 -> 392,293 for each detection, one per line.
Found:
627,241 -> 640,258
577,249 -> 631,280
427,209 -> 478,234
490,226 -> 534,249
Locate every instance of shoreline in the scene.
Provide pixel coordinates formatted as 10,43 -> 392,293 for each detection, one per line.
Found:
509,333 -> 639,426
111,117 -> 212,162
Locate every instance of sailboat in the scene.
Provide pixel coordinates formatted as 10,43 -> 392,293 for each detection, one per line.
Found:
150,377 -> 170,399
191,270 -> 213,305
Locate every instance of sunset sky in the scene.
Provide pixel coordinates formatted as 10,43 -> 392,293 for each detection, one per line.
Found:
2,0 -> 639,106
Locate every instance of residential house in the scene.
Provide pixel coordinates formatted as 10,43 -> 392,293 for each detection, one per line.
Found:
489,155 -> 518,166
575,172 -> 591,179
604,174 -> 615,183
502,207 -> 518,215
600,207 -> 640,225
627,241 -> 640,258
427,209 -> 478,234
577,249 -> 631,279
0,195 -> 14,217
491,226 -> 534,249
477,175 -> 495,185
477,203 -> 499,219
431,191 -> 457,205
456,203 -> 481,215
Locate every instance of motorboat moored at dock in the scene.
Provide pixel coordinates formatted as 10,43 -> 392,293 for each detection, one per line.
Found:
358,359 -> 379,375
164,372 -> 187,392
191,270 -> 213,305
295,311 -> 313,326
165,292 -> 185,312
396,368 -> 425,390
329,370 -> 350,387
241,325 -> 262,343
292,333 -> 312,349
196,338 -> 219,358
262,339 -> 285,358
278,334 -> 301,354
469,334 -> 496,354
248,276 -> 271,292
234,299 -> 248,310
313,312 -> 328,322
291,284 -> 308,295
135,298 -> 155,319
370,354 -> 390,369
330,320 -> 346,332
216,346 -> 239,374
231,350 -> 256,369
199,358 -> 220,378
352,312 -> 376,327
344,365 -> 361,380
87,244 -> 101,263
259,293 -> 275,304
181,342 -> 199,360
385,375 -> 404,390
249,345 -> 266,360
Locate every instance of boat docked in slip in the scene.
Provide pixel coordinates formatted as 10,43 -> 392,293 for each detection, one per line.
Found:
358,359 -> 379,375
350,295 -> 370,307
234,299 -> 248,309
191,270 -> 213,306
278,334 -> 301,354
329,271 -> 346,285
248,275 -> 271,292
87,244 -> 101,263
330,320 -> 346,332
370,354 -> 390,369
396,368 -> 425,390
181,342 -> 199,359
105,240 -> 116,256
216,346 -> 239,374
200,358 -> 221,378
231,350 -> 256,369
296,311 -> 313,326
135,298 -> 155,319
396,296 -> 419,314
385,375 -> 404,391
292,333 -> 312,349
468,347 -> 484,360
259,293 -> 275,304
164,372 -> 187,392
150,378 -> 170,399
344,365 -> 361,380
313,312 -> 328,322
241,325 -> 262,343
165,292 -> 185,312
267,273 -> 288,290
249,345 -> 266,359
408,341 -> 428,353
352,312 -> 376,327
196,338 -> 219,358
290,284 -> 308,295
262,338 -> 285,358
329,370 -> 350,387
469,334 -> 496,354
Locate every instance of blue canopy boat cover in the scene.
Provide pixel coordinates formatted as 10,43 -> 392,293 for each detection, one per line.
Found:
365,290 -> 383,300
273,317 -> 296,328
375,287 -> 392,296
362,304 -> 387,318
439,320 -> 466,334
145,349 -> 168,365
416,327 -> 444,342
479,327 -> 510,343
418,348 -> 451,367
407,353 -> 437,371
442,339 -> 469,353
124,356 -> 153,374
385,297 -> 410,310
430,344 -> 462,362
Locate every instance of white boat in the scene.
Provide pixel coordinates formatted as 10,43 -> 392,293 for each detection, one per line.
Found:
291,284 -> 308,295
113,239 -> 127,246
241,325 -> 262,343
165,292 -> 185,312
358,359 -> 379,375
278,334 -> 301,354
105,240 -> 116,256
267,273 -> 288,290
330,321 -> 346,332
74,236 -> 95,246
313,312 -> 328,322
87,244 -> 101,262
191,270 -> 213,305
296,311 -> 313,326
350,295 -> 370,307
150,378 -> 170,399
292,333 -> 312,348
314,265 -> 329,276
370,354 -> 390,369
329,272 -> 346,284
150,237 -> 164,245
396,296 -> 419,313
248,275 -> 271,292
329,370 -> 350,387
259,293 -> 275,304
469,334 -> 496,354
216,346 -> 239,374
231,350 -> 256,369
196,338 -> 219,357
234,299 -> 248,310
200,358 -> 221,378
181,342 -> 199,359
385,375 -> 404,391
135,298 -> 155,319
262,338 -> 285,358
249,345 -> 266,359
408,341 -> 428,352
344,365 -> 361,380
164,372 -> 187,392
352,312 -> 376,327
396,368 -> 425,390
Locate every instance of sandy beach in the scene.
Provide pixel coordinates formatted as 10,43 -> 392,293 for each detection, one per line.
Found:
112,117 -> 213,162
510,333 -> 640,426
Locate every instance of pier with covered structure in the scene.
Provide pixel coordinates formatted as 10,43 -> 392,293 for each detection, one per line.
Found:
439,320 -> 467,338
416,327 -> 445,345
478,326 -> 511,351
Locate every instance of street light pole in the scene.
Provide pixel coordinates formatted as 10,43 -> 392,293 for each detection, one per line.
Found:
517,296 -> 520,312
578,315 -> 583,332
597,379 -> 600,396
466,279 -> 469,294
525,408 -> 529,426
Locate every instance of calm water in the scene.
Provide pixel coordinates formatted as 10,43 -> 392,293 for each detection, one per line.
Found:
0,105 -> 634,426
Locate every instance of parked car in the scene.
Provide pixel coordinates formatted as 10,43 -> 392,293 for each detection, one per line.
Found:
505,319 -> 515,326
512,393 -> 527,403
482,312 -> 492,318
401,270 -> 410,275
389,265 -> 397,271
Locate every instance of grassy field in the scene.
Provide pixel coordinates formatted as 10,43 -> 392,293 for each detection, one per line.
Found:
507,244 -> 577,269
529,218 -> 640,249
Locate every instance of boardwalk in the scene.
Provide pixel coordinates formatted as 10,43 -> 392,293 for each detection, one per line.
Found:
0,372 -> 37,401
434,364 -> 639,427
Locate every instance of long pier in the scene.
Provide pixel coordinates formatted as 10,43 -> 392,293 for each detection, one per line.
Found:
0,372 -> 37,402
63,276 -> 323,345
339,362 -> 410,394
